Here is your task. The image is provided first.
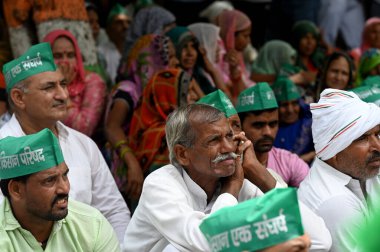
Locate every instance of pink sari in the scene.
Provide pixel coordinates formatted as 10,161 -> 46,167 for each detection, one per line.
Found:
43,30 -> 106,136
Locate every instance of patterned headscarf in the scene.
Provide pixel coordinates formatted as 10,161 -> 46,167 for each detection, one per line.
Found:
122,6 -> 176,60
128,68 -> 191,172
357,48 -> 380,86
311,89 -> 380,160
116,34 -> 171,107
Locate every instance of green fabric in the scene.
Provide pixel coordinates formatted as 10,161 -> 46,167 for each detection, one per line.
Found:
361,76 -> 380,87
199,188 -> 304,252
0,198 -> 121,252
3,43 -> 57,93
356,203 -> 380,252
236,82 -> 278,113
351,85 -> 380,105
107,3 -> 129,24
0,129 -> 64,179
166,26 -> 193,50
197,90 -> 237,118
292,20 -> 319,46
272,77 -> 301,102
251,40 -> 297,75
357,49 -> 380,86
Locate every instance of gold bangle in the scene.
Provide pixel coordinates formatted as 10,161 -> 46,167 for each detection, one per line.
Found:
114,140 -> 127,149
120,146 -> 133,158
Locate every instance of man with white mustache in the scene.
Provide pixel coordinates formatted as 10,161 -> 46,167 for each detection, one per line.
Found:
122,103 -> 331,251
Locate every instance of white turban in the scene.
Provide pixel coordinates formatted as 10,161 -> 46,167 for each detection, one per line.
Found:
312,89 -> 380,160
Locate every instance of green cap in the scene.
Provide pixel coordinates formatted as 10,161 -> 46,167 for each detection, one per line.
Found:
107,3 -> 129,24
236,82 -> 278,113
361,76 -> 380,87
199,188 -> 304,252
197,90 -> 237,118
2,42 -> 57,93
0,129 -> 64,179
272,77 -> 301,102
351,85 -> 380,106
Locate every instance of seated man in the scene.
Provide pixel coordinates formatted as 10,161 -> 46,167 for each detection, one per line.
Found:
236,82 -> 309,187
0,129 -> 120,251
272,77 -> 315,163
122,103 -> 331,251
298,89 -> 380,251
1,42 -> 129,242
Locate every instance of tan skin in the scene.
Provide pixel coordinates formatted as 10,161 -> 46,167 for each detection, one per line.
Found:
325,56 -> 350,90
10,70 -> 68,137
257,234 -> 311,252
9,163 -> 70,244
107,14 -> 131,53
326,125 -> 380,193
226,26 -> 251,100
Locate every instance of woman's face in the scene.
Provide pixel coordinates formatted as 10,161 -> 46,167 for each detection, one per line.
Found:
299,33 -> 317,57
180,40 -> 198,70
52,36 -> 77,67
325,56 -> 350,90
368,23 -> 380,49
168,41 -> 180,68
235,26 -> 251,52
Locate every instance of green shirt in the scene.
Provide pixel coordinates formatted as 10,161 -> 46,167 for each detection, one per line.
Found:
0,198 -> 121,252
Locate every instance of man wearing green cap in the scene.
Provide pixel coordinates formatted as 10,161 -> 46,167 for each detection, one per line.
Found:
1,42 -> 130,243
0,129 -> 120,251
122,103 -> 331,251
98,3 -> 131,83
272,77 -> 315,164
236,82 -> 309,187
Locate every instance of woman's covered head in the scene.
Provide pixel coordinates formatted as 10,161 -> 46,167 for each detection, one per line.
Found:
292,20 -> 319,57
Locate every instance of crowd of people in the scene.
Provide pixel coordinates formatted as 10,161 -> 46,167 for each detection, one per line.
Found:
0,0 -> 379,251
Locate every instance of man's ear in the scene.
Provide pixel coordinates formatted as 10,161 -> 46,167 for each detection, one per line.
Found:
10,89 -> 26,110
173,144 -> 190,167
8,180 -> 26,201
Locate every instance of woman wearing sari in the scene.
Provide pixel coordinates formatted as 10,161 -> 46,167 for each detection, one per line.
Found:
105,34 -> 178,202
124,68 -> 203,210
43,30 -> 106,137
216,10 -> 255,101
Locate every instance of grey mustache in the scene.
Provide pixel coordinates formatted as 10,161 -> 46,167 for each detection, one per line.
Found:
211,152 -> 238,163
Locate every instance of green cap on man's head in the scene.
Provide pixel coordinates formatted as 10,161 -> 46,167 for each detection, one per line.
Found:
199,188 -> 304,252
2,42 -> 57,93
351,85 -> 380,106
272,77 -> 301,102
107,3 -> 129,24
0,129 -> 64,179
197,90 -> 237,118
236,82 -> 278,113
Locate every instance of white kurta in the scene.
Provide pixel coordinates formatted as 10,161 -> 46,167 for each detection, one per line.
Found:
298,158 -> 380,252
122,164 -> 331,252
0,114 -> 130,243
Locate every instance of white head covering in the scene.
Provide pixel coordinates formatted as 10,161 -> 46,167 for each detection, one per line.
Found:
312,89 -> 380,160
188,23 -> 221,64
199,1 -> 234,23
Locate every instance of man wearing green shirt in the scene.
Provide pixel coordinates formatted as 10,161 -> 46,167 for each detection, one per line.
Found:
0,129 -> 120,251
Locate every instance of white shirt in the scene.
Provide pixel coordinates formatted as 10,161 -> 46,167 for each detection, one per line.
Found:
298,158 -> 380,252
0,114 -> 130,243
122,164 -> 331,252
98,40 -> 121,84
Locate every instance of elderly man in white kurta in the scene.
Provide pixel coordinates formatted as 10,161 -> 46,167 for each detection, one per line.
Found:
298,89 -> 380,252
123,103 -> 332,252
0,42 -> 130,243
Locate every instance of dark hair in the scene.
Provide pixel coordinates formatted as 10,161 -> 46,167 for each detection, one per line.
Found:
316,51 -> 355,99
238,108 -> 278,124
0,174 -> 30,198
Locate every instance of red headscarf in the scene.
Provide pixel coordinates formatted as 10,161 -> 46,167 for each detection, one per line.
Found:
43,30 -> 86,96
